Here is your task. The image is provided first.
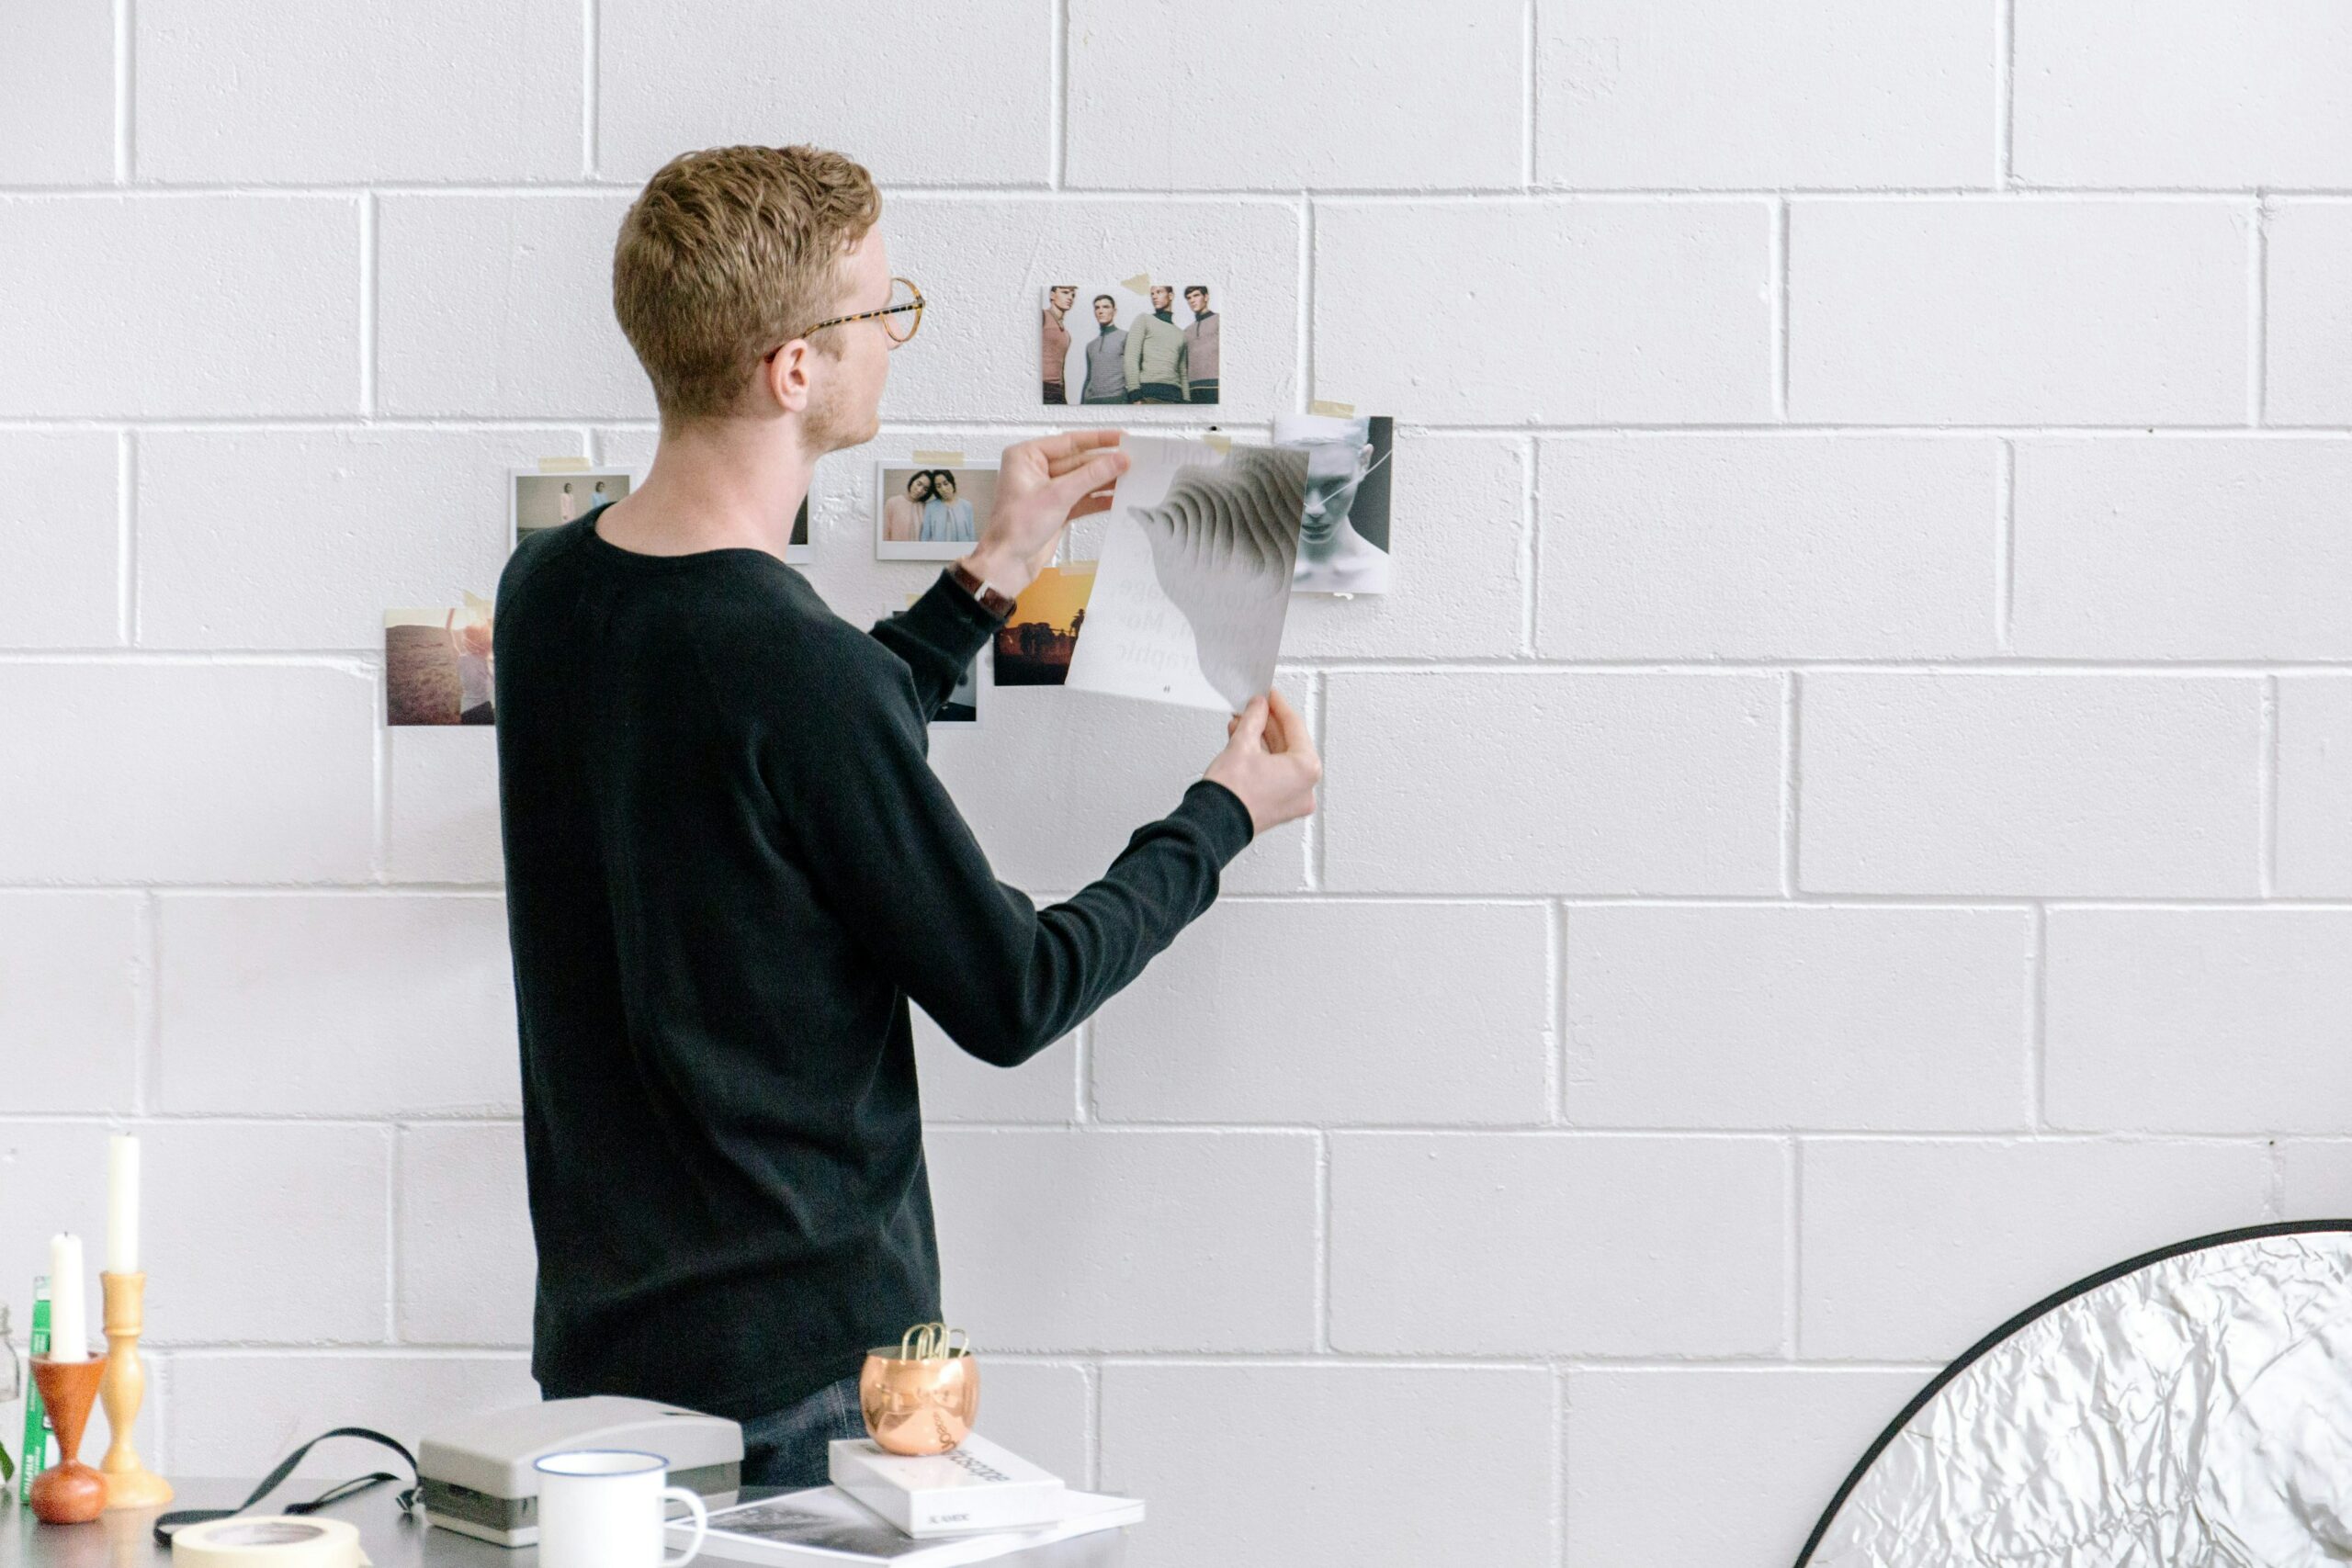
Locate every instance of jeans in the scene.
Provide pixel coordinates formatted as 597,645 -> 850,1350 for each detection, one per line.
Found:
1187,379 -> 1219,404
740,1372 -> 869,1491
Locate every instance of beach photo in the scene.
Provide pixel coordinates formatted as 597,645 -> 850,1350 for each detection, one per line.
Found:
385,601 -> 495,727
876,463 -> 1000,560
512,469 -> 632,548
992,565 -> 1095,686
1041,278 -> 1220,406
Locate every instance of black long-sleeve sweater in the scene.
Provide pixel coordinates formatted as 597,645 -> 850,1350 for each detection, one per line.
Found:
492,505 -> 1253,1420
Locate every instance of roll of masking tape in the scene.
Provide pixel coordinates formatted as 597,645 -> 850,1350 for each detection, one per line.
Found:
172,1517 -> 369,1568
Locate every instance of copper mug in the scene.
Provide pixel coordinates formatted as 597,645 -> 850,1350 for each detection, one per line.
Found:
860,1324 -> 978,1455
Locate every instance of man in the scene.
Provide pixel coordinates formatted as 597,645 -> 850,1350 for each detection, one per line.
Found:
1182,286 -> 1218,405
1080,293 -> 1127,404
1040,285 -> 1074,404
493,144 -> 1320,1492
1123,284 -> 1189,403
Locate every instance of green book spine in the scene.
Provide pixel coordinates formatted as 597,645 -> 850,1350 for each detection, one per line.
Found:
18,1280 -> 51,1505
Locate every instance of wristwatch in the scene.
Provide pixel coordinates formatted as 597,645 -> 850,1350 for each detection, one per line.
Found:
946,558 -> 1017,620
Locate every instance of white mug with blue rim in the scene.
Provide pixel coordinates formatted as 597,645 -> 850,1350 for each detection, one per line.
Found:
535,1450 -> 709,1568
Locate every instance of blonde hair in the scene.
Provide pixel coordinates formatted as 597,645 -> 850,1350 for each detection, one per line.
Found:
612,144 -> 881,423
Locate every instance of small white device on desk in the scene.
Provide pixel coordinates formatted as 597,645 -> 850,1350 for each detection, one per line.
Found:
416,1396 -> 744,1548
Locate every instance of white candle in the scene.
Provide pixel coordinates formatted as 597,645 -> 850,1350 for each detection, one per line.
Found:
48,1234 -> 87,1362
107,1133 -> 140,1275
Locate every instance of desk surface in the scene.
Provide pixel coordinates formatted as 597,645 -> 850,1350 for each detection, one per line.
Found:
1,1481 -> 1125,1568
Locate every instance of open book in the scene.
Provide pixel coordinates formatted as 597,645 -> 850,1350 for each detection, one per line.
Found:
674,1486 -> 1143,1567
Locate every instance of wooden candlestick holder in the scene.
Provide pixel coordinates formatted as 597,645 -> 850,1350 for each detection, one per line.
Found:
98,1272 -> 173,1511
28,1352 -> 107,1525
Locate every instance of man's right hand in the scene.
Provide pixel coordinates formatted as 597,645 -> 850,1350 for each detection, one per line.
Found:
961,431 -> 1127,596
1204,691 -> 1321,836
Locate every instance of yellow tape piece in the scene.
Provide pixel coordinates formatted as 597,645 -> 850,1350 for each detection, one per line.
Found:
536,457 -> 592,473
1308,400 -> 1356,418
909,450 -> 967,466
1120,271 -> 1153,296
1204,433 -> 1233,454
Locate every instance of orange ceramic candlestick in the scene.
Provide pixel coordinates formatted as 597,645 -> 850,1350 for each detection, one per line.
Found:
98,1273 -> 172,1510
28,1352 -> 107,1524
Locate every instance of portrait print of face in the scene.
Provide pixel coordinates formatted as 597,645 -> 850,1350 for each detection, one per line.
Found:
1272,412 -> 1395,595
1041,276 -> 1221,406
875,462 -> 1001,560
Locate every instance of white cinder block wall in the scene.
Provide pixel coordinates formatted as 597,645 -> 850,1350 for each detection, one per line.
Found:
4,2 -> 2349,1562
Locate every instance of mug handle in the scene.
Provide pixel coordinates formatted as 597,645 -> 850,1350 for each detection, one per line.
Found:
660,1488 -> 709,1568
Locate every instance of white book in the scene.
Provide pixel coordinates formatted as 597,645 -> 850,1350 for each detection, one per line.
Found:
674,1487 -> 1142,1568
827,1435 -> 1064,1537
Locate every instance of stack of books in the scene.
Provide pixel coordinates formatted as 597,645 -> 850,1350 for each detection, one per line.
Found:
673,1433 -> 1141,1566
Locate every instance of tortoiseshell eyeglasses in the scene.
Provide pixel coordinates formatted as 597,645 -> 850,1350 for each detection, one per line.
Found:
787,276 -> 924,353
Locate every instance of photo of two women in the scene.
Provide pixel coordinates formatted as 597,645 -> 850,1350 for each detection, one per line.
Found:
874,464 -> 1000,560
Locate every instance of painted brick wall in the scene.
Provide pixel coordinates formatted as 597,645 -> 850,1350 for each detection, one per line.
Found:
4,3 -> 2348,1562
